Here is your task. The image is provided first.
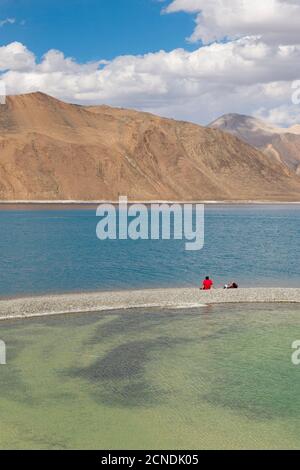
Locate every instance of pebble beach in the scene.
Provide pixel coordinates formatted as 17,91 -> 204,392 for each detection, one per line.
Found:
0,287 -> 300,321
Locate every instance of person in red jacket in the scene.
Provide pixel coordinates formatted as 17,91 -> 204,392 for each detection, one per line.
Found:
201,276 -> 214,290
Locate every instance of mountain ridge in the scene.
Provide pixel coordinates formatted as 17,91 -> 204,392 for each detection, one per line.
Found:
210,113 -> 300,175
0,92 -> 300,201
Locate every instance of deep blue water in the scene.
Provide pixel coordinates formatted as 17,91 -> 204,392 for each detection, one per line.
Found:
0,204 -> 299,297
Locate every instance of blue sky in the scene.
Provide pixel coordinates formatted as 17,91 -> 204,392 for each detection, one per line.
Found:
0,0 -> 196,61
0,0 -> 300,126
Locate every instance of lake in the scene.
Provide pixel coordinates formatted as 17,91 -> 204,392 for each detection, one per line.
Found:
0,204 -> 299,297
0,303 -> 299,450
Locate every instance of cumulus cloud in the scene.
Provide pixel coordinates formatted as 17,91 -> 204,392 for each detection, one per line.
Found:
0,1 -> 300,126
164,0 -> 300,45
0,37 -> 300,125
255,104 -> 300,126
0,42 -> 35,71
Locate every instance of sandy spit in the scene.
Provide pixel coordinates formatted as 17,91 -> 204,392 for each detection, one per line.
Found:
0,288 -> 300,322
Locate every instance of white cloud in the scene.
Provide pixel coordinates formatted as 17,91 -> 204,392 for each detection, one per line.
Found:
255,104 -> 300,126
164,0 -> 300,45
0,42 -> 35,71
0,37 -> 300,125
0,1 -> 300,126
0,36 -> 298,126
0,18 -> 15,27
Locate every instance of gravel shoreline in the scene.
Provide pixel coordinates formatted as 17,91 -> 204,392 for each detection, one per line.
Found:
0,288 -> 300,321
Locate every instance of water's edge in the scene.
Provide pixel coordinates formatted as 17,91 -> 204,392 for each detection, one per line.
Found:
1,287 -> 300,322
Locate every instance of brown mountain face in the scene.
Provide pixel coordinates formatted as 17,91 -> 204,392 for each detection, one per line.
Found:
210,113 -> 300,176
0,92 -> 299,201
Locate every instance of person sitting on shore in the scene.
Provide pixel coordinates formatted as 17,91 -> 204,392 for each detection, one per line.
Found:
201,276 -> 214,290
224,282 -> 239,289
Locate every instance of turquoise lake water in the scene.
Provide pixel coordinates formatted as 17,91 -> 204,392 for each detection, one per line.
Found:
0,204 -> 299,297
0,303 -> 300,450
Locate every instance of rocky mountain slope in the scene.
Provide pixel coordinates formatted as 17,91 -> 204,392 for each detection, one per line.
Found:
0,92 -> 299,201
210,113 -> 300,176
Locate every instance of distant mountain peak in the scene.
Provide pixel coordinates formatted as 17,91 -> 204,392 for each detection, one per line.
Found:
210,113 -> 279,135
209,113 -> 300,172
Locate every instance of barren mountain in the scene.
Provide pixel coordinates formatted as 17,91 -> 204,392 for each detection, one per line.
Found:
210,113 -> 300,175
0,92 -> 299,201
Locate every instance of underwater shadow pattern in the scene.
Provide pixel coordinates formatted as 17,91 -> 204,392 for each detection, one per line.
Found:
64,307 -> 199,408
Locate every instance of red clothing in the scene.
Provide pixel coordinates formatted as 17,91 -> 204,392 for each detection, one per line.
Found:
202,279 -> 213,290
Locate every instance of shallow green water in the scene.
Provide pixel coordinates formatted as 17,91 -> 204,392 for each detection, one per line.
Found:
0,304 -> 300,449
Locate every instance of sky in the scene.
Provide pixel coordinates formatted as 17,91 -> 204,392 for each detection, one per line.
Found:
1,0 -> 300,125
